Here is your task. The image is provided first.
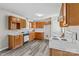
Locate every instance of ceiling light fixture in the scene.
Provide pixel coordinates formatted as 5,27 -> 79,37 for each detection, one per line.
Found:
35,13 -> 43,17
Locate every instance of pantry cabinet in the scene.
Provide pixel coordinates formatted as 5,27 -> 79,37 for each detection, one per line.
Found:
60,3 -> 79,27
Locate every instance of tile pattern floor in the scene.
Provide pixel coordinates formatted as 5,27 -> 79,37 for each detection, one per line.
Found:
0,40 -> 49,56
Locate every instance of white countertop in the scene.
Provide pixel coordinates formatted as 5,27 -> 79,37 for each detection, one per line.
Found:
8,32 -> 21,35
49,38 -> 79,54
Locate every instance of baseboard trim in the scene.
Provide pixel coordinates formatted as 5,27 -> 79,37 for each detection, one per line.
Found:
0,41 -> 29,51
0,47 -> 9,51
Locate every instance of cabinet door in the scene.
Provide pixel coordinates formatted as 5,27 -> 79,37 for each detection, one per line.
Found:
35,32 -> 44,40
19,35 -> 24,46
23,20 -> 26,28
67,3 -> 79,26
21,19 -> 26,28
29,32 -> 35,41
8,16 -> 17,29
36,22 -> 45,28
14,35 -> 20,48
9,16 -> 16,23
8,35 -> 15,49
14,35 -> 23,48
52,49 -> 63,56
31,22 -> 36,28
31,22 -> 45,28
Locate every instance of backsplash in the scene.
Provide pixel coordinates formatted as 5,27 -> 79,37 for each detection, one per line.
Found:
8,28 -> 29,35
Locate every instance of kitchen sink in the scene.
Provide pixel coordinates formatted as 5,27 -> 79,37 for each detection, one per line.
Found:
61,38 -> 67,41
52,37 -> 59,40
52,37 -> 67,41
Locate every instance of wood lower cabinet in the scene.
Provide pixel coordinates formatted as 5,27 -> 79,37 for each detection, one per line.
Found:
49,48 -> 79,56
29,32 -> 35,41
29,32 -> 44,41
49,48 -> 63,56
35,32 -> 44,40
8,34 -> 23,49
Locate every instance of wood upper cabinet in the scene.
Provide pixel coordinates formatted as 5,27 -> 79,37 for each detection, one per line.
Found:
68,3 -> 79,26
31,22 -> 46,28
8,16 -> 26,30
36,22 -> 45,28
8,34 -> 23,49
31,22 -> 36,28
20,19 -> 26,28
8,16 -> 16,29
60,3 -> 79,27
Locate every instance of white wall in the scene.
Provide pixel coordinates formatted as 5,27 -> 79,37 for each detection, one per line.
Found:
0,9 -> 26,51
51,16 -> 61,37
44,25 -> 51,40
50,16 -> 79,43
51,16 -> 79,43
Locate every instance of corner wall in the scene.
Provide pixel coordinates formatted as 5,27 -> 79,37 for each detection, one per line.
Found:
51,16 -> 61,37
0,9 -> 26,51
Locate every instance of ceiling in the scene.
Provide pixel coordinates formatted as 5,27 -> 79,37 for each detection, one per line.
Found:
0,3 -> 61,20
